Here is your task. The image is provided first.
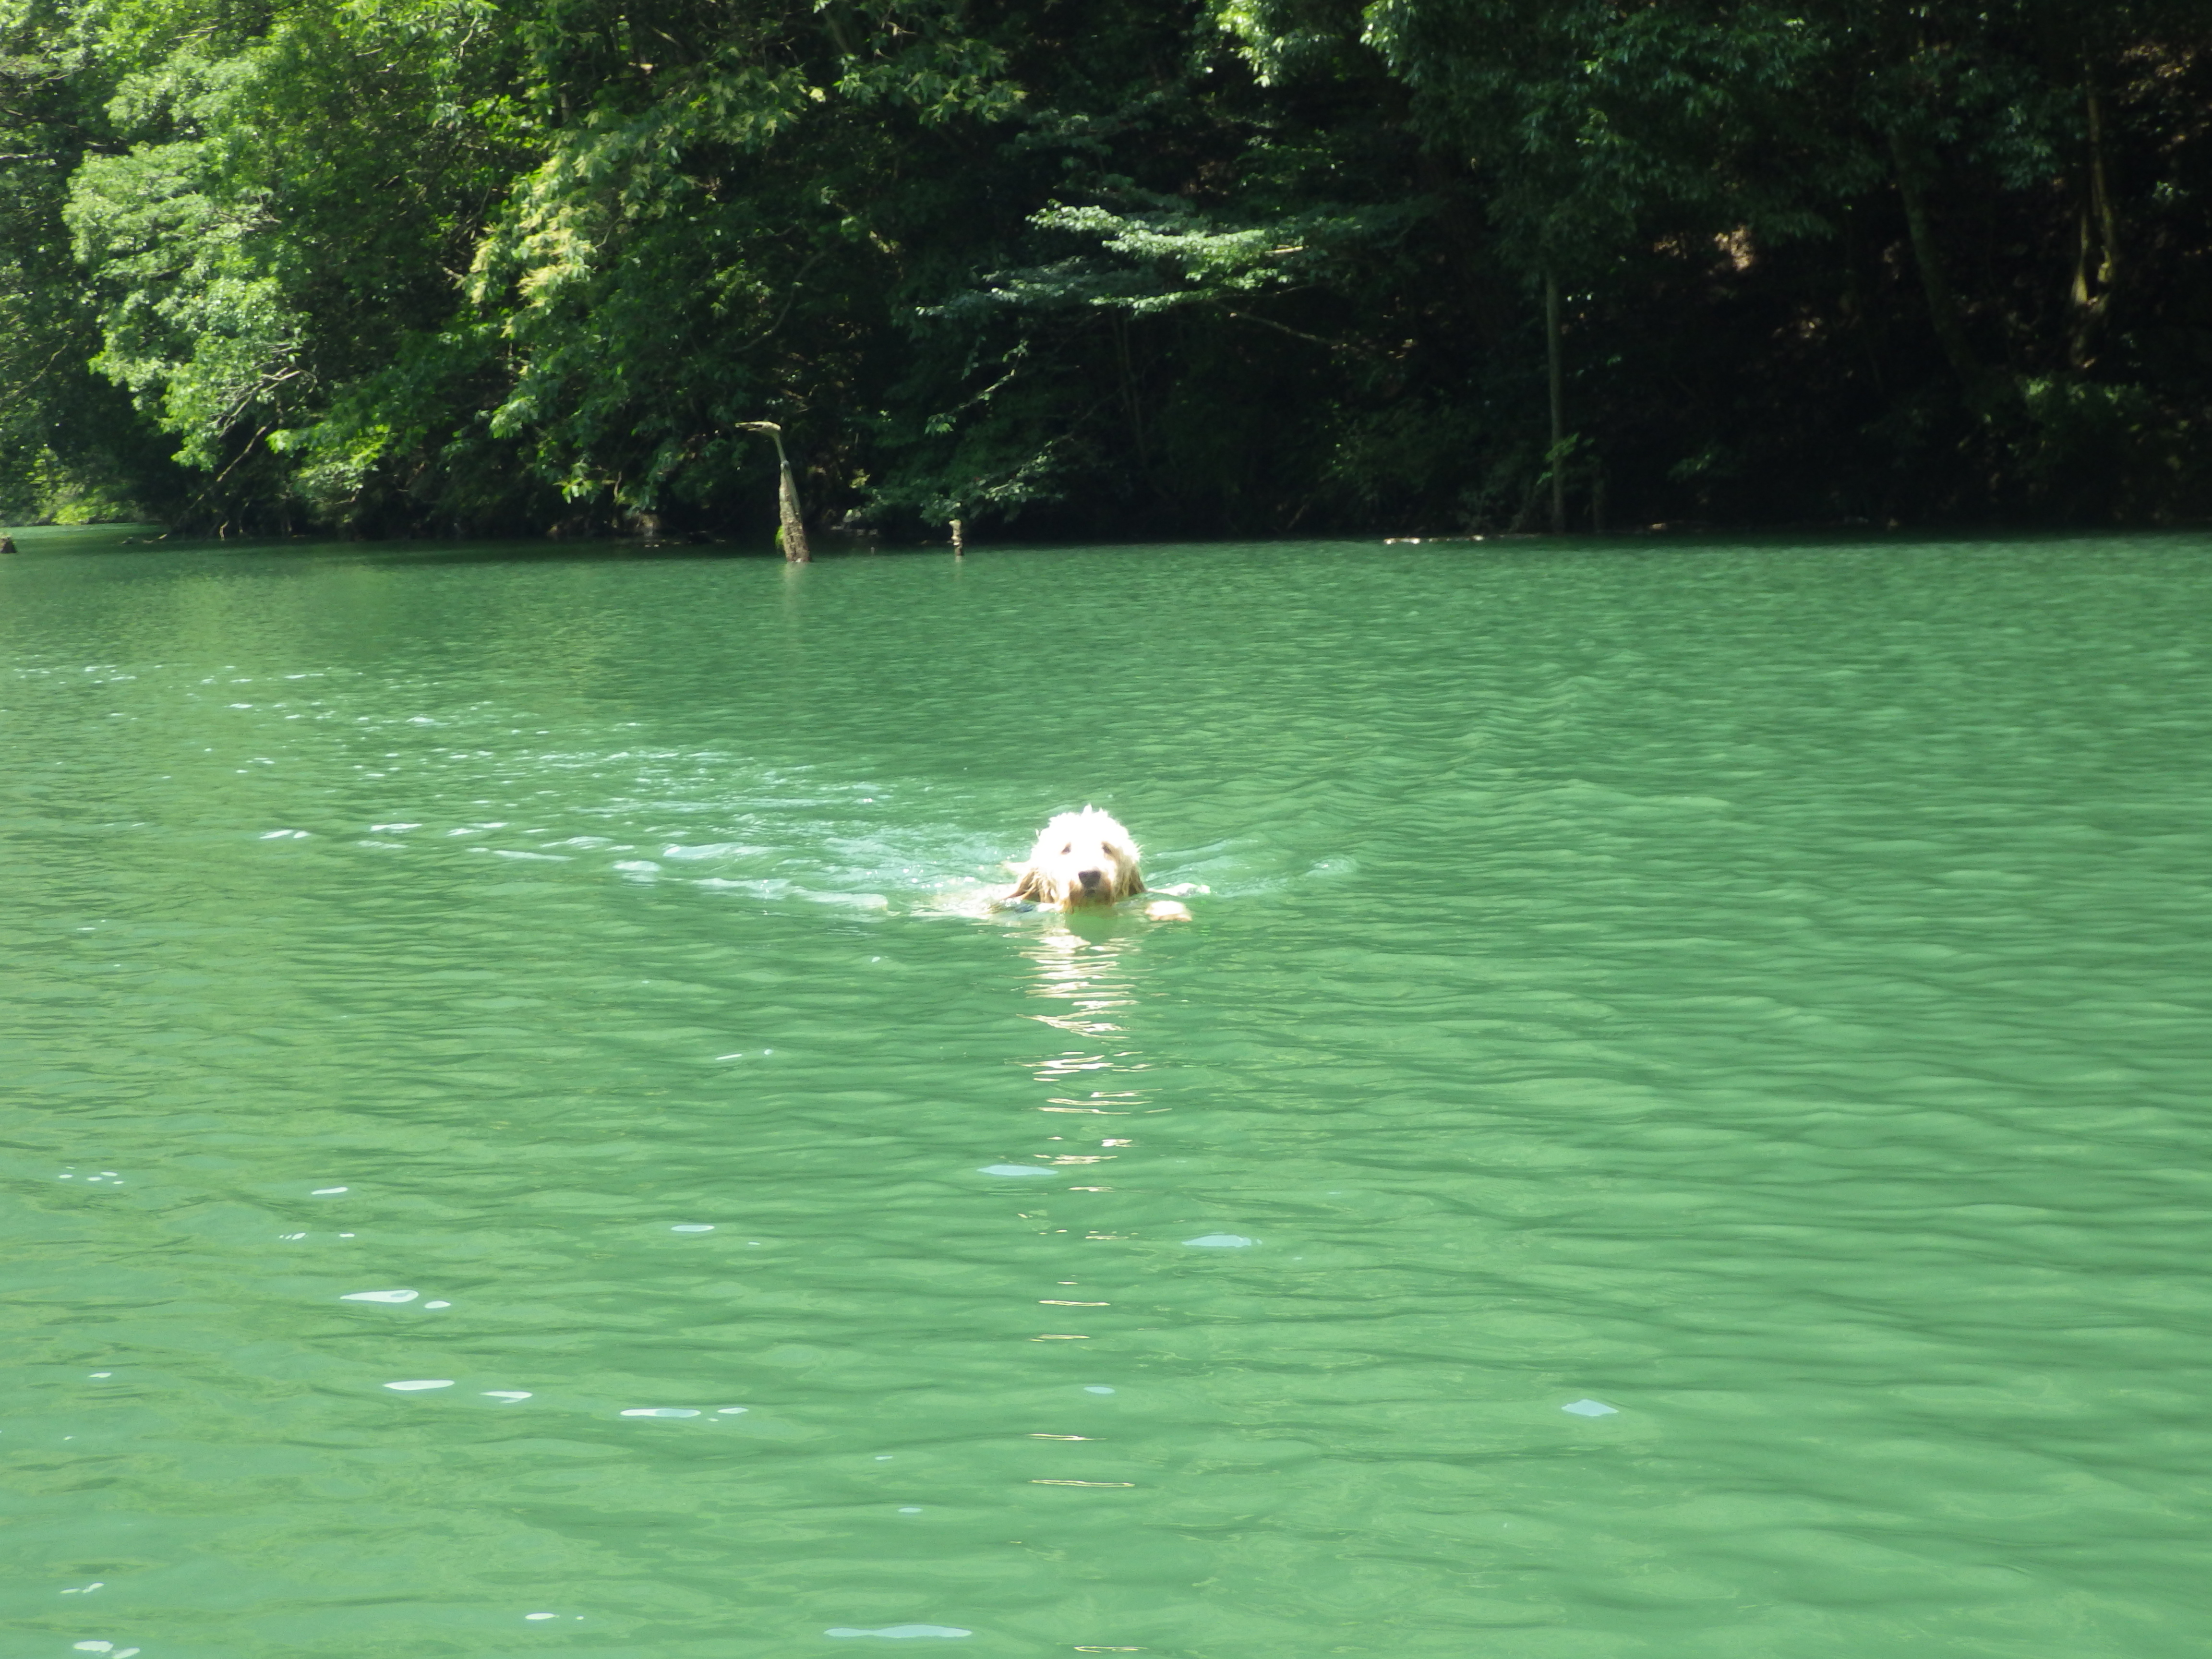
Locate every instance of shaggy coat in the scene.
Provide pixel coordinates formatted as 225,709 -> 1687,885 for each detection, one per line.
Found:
1007,807 -> 1147,909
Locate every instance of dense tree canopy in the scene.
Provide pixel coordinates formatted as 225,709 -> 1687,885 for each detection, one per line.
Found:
4,0 -> 2209,539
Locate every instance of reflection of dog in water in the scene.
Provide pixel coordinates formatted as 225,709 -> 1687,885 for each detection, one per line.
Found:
1005,807 -> 1191,920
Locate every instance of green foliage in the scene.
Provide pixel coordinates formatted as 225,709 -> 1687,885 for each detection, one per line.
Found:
38,0 -> 534,529
5,0 -> 2211,536
1,0 -> 181,520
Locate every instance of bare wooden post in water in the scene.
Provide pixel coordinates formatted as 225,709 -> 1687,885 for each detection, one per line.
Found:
737,421 -> 809,562
950,518 -> 964,557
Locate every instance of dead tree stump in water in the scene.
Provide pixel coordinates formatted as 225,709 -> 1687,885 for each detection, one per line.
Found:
737,421 -> 809,562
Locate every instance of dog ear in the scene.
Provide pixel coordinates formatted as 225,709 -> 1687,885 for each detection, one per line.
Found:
1010,865 -> 1039,901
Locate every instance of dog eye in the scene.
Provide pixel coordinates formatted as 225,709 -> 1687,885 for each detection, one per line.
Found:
1061,843 -> 1072,854
1102,844 -> 1120,856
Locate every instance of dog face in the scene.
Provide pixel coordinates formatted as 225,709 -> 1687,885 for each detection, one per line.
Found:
1009,807 -> 1146,909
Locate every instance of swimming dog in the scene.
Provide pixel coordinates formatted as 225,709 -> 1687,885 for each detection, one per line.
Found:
1006,807 -> 1189,919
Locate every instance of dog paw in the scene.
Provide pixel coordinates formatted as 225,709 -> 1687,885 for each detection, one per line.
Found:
1143,900 -> 1193,922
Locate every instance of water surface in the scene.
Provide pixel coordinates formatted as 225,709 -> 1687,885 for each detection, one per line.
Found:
4,527 -> 2209,1657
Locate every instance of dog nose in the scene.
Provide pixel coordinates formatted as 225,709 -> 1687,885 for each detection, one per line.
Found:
1077,868 -> 1103,890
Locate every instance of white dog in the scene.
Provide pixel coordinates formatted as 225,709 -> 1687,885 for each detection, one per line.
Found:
1006,807 -> 1190,919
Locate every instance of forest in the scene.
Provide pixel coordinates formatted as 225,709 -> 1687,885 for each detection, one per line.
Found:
3,0 -> 2209,542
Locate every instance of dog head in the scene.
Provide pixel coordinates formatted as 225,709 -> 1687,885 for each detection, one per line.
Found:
1010,806 -> 1146,909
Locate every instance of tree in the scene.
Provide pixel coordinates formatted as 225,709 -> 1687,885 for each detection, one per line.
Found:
7,0 -> 2209,537
1,0 -> 183,521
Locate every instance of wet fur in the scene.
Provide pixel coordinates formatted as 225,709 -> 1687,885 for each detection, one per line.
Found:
1006,807 -> 1147,909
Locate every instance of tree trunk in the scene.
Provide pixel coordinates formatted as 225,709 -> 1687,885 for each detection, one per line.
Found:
776,450 -> 810,563
2069,194 -> 2100,366
1545,269 -> 1565,534
2085,65 -> 2119,294
1114,315 -> 1147,472
743,423 -> 810,561
2068,58 -> 2121,364
1886,126 -> 1998,401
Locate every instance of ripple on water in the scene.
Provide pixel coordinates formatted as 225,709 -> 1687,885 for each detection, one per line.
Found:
824,1627 -> 973,1641
8,534 -> 2212,1659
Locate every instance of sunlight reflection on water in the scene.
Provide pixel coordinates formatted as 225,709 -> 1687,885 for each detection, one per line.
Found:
5,532 -> 2211,1658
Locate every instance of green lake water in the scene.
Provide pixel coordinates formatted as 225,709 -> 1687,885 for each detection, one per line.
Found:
3,526 -> 2209,1659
